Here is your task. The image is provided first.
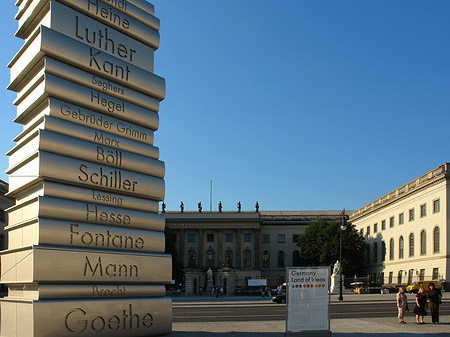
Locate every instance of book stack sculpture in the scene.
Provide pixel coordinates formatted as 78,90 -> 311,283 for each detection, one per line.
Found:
1,1 -> 172,336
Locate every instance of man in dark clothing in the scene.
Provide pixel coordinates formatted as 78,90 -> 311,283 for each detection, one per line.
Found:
427,283 -> 442,324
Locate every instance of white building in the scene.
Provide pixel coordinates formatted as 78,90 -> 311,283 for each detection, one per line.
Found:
350,163 -> 449,289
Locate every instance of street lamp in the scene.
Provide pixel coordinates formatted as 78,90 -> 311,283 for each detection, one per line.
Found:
339,208 -> 347,301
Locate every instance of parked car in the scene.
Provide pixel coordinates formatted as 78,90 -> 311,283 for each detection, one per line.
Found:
272,294 -> 286,303
406,279 -> 445,293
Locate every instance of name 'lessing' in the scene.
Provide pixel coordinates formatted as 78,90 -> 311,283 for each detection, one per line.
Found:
60,104 -> 148,141
84,256 -> 138,278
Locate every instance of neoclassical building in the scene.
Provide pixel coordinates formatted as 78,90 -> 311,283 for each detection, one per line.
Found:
165,210 -> 344,294
350,163 -> 449,288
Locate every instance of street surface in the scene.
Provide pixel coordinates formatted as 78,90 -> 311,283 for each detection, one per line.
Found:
173,293 -> 450,322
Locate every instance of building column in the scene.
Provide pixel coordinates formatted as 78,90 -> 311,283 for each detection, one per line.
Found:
236,229 -> 242,269
179,229 -> 185,267
218,230 -> 223,268
254,229 -> 261,269
198,229 -> 204,268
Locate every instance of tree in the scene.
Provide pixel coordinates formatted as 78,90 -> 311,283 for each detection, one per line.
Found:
297,220 -> 365,277
165,227 -> 183,286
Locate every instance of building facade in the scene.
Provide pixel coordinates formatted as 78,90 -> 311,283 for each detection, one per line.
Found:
165,210 -> 344,295
350,163 -> 449,288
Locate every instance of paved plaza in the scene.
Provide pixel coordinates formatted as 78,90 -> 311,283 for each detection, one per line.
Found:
169,293 -> 450,337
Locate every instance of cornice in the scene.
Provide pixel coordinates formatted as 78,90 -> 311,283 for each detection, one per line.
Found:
350,163 -> 449,222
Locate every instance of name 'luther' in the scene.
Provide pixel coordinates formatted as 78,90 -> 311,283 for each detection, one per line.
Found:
75,16 -> 136,63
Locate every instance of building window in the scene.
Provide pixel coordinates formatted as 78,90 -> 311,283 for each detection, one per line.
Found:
381,220 -> 386,231
389,217 -> 394,228
366,226 -> 370,235
432,268 -> 439,280
262,234 -> 270,243
373,242 -> 378,263
433,199 -> 440,213
398,270 -> 403,284
381,241 -> 386,262
244,234 -> 252,242
187,248 -> 197,267
292,251 -> 301,267
243,248 -> 252,268
206,246 -> 215,267
409,209 -> 415,222
207,234 -> 214,242
409,233 -> 414,257
433,226 -> 440,253
224,248 -> 233,268
277,234 -> 285,243
419,269 -> 425,281
225,234 -> 233,242
389,238 -> 394,260
188,234 -> 196,243
389,271 -> 393,284
292,234 -> 299,243
399,213 -> 404,225
399,236 -> 404,259
262,251 -> 270,268
420,230 -> 426,255
373,223 -> 378,233
408,269 -> 414,285
277,251 -> 285,268
361,228 -> 364,236
420,204 -> 426,218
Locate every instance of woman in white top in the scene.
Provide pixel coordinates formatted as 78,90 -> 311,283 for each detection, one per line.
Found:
396,287 -> 408,324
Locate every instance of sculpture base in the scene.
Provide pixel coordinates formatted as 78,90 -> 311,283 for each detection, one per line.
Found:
1,297 -> 172,337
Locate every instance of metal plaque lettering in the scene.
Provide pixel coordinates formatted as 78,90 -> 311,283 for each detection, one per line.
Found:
1,245 -> 172,283
7,151 -> 165,199
9,181 -> 160,213
8,129 -> 165,176
20,2 -> 156,72
19,98 -> 155,145
9,27 -> 165,98
3,1 -> 171,335
15,73 -> 160,130
14,116 -> 160,161
8,284 -> 165,300
7,196 -> 165,231
7,217 -> 165,252
2,297 -> 171,337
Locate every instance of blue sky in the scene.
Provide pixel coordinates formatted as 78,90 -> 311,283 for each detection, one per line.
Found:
0,1 -> 449,212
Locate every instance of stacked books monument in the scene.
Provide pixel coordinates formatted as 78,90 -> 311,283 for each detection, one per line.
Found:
1,0 -> 172,336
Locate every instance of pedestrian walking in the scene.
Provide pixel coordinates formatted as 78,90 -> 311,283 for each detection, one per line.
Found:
396,287 -> 408,324
427,283 -> 442,324
413,287 -> 427,324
